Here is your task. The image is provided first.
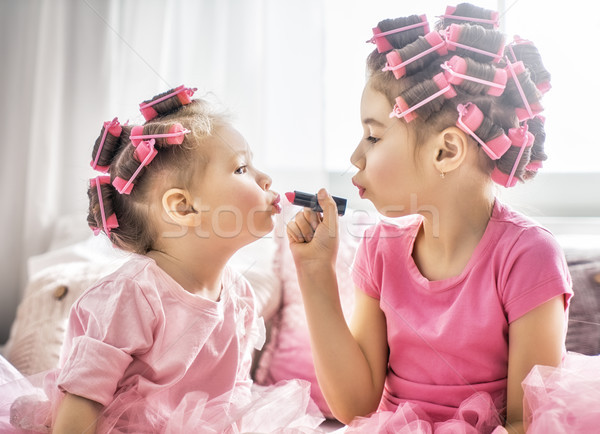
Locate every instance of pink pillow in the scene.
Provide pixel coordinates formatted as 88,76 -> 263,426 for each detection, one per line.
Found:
254,203 -> 372,418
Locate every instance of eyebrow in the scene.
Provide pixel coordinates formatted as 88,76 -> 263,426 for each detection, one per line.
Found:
362,117 -> 386,128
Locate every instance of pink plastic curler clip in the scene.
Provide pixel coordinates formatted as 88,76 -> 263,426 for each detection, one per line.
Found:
129,123 -> 190,147
441,56 -> 507,96
90,117 -> 122,172
139,85 -> 197,121
383,31 -> 448,79
112,139 -> 158,195
525,160 -> 543,172
367,15 -> 430,53
445,24 -> 504,63
90,176 -> 119,235
456,103 -> 511,160
490,124 -> 534,187
389,73 -> 456,123
505,58 -> 543,121
506,36 -> 551,95
439,5 -> 499,28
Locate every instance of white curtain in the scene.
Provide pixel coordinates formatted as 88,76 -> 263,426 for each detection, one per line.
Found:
0,0 -> 326,342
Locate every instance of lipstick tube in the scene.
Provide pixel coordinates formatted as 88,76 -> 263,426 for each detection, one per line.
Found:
285,191 -> 347,216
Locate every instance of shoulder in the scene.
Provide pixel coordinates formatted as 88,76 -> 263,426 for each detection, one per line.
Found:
75,255 -> 162,314
353,215 -> 420,297
492,201 -> 565,265
361,215 -> 421,248
491,202 -> 572,321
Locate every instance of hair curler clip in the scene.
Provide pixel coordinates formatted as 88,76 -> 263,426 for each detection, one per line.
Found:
112,139 -> 158,195
506,37 -> 552,95
90,176 -> 119,235
456,103 -> 511,160
491,124 -> 534,187
139,85 -> 197,121
441,56 -> 507,96
383,31 -> 448,79
504,57 -> 543,121
445,24 -> 504,63
524,160 -> 543,172
389,73 -> 456,123
506,35 -> 534,62
367,15 -> 429,53
129,123 -> 190,147
90,117 -> 122,172
438,5 -> 500,29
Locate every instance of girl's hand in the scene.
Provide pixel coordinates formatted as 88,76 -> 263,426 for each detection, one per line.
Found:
286,188 -> 339,272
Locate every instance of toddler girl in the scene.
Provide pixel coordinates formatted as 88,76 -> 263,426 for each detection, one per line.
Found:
286,3 -> 590,433
3,86 -> 323,433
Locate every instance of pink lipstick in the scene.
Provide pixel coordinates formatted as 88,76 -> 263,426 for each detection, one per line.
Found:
285,190 -> 347,216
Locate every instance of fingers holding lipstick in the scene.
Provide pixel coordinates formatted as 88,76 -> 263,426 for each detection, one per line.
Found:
287,209 -> 319,243
287,188 -> 340,272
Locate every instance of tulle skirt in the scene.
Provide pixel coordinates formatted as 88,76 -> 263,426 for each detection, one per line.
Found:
343,352 -> 600,434
522,352 -> 600,433
344,392 -> 507,434
4,352 -> 600,433
0,358 -> 324,433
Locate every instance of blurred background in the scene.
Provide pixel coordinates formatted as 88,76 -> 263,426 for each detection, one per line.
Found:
1,0 -> 599,343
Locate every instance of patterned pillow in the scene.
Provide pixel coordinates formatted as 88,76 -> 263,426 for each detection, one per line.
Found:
565,256 -> 600,356
2,260 -> 125,375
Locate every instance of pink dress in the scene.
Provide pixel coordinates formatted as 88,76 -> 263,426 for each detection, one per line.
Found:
1,254 -> 323,433
350,200 -> 575,433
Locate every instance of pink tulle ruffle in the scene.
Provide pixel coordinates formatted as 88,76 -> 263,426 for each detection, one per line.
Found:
1,364 -> 323,434
523,353 -> 600,434
346,392 -> 506,434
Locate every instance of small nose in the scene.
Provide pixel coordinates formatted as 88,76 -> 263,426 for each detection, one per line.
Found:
350,143 -> 365,170
258,170 -> 272,191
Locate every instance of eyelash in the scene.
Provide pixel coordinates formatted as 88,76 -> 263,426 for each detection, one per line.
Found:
366,136 -> 380,144
235,165 -> 248,174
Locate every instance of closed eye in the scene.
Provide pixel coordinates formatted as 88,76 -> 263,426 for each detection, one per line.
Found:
366,136 -> 380,144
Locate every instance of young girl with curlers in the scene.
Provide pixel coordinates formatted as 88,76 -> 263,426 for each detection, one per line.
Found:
1,86 -> 324,433
288,3 -> 598,433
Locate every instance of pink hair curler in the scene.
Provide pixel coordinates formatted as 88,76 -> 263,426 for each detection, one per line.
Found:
129,123 -> 190,147
506,36 -> 552,95
89,176 -> 119,235
383,31 -> 448,79
505,58 -> 544,121
445,24 -> 505,63
367,15 -> 429,53
439,5 -> 499,28
490,124 -> 534,187
90,117 -> 122,173
112,139 -> 158,195
441,56 -> 507,96
456,103 -> 511,160
139,85 -> 197,121
389,73 -> 456,123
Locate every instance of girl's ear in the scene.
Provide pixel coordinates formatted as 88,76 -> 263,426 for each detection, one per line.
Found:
161,188 -> 201,226
432,126 -> 469,175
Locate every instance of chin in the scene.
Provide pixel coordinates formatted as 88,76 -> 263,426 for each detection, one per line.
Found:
248,216 -> 274,239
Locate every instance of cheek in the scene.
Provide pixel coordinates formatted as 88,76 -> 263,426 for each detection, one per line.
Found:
229,184 -> 273,235
369,148 -> 406,184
